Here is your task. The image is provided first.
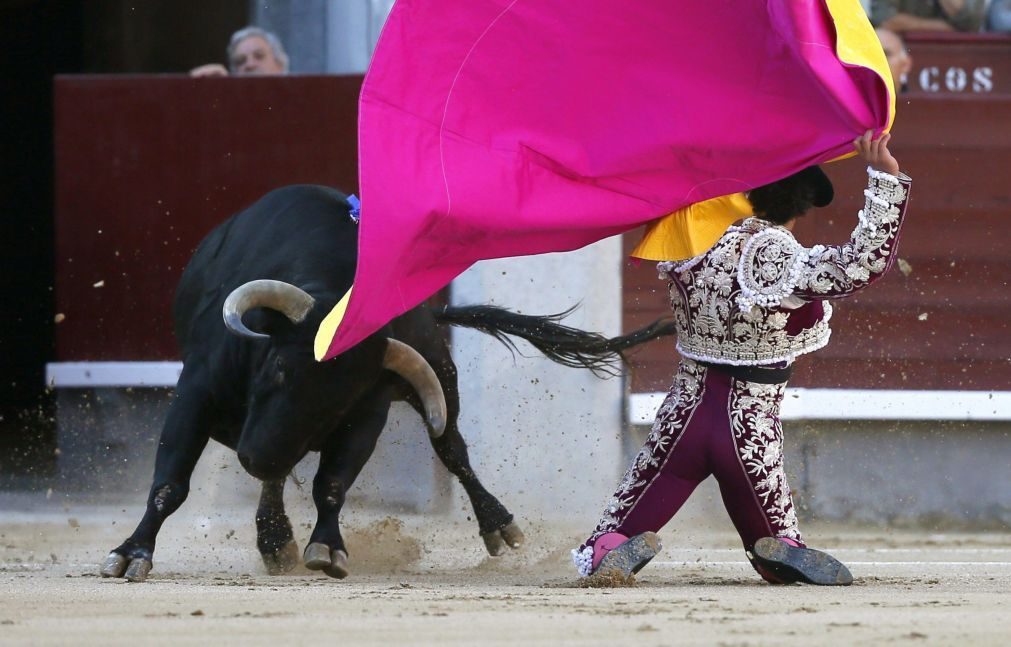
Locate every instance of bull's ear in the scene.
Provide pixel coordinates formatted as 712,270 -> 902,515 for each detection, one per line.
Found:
223,279 -> 315,339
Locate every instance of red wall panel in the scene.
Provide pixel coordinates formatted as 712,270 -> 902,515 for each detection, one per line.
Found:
53,75 -> 362,361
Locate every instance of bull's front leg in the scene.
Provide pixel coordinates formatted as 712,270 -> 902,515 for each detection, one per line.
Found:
256,479 -> 300,575
302,385 -> 393,579
99,383 -> 210,582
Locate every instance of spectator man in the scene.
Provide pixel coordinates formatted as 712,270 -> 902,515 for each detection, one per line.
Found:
876,27 -> 913,93
871,0 -> 987,32
190,27 -> 289,77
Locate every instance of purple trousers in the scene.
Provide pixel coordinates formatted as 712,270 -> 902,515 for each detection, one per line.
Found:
581,358 -> 803,573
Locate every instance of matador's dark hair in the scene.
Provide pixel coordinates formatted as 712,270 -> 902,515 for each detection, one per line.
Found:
748,165 -> 834,225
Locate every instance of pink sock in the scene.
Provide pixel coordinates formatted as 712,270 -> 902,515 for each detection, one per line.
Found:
592,533 -> 630,570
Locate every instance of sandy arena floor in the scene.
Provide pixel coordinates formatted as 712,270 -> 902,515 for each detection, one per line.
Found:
1,500 -> 1009,647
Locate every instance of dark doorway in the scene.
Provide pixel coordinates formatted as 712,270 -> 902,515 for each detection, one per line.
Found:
0,0 -> 249,486
0,0 -> 84,482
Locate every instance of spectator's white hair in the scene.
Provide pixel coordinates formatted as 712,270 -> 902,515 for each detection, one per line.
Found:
227,26 -> 290,73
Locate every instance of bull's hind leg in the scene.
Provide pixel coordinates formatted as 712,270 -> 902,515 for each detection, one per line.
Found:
409,357 -> 524,556
431,420 -> 525,556
100,382 -> 211,582
303,384 -> 393,579
256,479 -> 300,574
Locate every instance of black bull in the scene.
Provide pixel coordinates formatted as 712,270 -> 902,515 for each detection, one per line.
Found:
100,185 -> 673,582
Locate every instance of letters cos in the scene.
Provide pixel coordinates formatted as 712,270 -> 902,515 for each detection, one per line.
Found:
917,66 -> 994,93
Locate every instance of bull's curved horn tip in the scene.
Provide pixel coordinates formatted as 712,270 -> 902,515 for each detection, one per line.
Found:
223,311 -> 269,340
428,415 -> 446,439
382,339 -> 447,437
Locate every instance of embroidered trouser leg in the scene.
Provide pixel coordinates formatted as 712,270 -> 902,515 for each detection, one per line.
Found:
580,360 -> 709,548
578,359 -> 802,574
713,372 -> 803,554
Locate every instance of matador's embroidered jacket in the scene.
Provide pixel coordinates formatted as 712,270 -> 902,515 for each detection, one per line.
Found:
659,167 -> 912,367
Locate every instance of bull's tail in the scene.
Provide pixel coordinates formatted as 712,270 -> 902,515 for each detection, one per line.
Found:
433,304 -> 675,378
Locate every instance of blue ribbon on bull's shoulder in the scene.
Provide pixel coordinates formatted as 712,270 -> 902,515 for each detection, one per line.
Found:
346,194 -> 361,224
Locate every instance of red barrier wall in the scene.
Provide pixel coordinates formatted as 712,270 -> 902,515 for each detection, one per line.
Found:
54,70 -> 1011,392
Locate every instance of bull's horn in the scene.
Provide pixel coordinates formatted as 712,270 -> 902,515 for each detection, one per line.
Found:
383,339 -> 447,438
223,279 -> 316,339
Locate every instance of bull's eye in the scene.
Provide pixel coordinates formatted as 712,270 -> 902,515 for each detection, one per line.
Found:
273,356 -> 286,385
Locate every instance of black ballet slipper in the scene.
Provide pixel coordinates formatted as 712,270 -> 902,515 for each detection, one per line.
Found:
751,537 -> 853,586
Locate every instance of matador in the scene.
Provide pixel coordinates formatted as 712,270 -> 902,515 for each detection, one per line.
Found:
573,132 -> 911,585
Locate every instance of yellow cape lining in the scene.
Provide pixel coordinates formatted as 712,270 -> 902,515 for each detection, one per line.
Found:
629,193 -> 753,262
314,286 -> 352,360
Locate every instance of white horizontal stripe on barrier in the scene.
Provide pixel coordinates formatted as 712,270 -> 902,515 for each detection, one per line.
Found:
46,363 -> 1011,421
45,362 -> 183,388
628,388 -> 1011,424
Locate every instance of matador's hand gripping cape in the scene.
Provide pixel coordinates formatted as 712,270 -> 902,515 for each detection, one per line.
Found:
314,0 -> 894,361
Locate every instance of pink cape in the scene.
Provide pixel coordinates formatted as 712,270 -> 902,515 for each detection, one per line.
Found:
315,0 -> 892,360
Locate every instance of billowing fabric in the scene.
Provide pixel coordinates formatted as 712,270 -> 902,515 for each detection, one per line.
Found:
661,168 -> 912,367
316,0 -> 895,360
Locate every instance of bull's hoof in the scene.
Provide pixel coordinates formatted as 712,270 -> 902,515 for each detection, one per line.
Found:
303,542 -> 350,579
481,521 -> 525,556
125,558 -> 153,582
100,551 -> 153,582
100,553 -> 127,577
262,539 -> 301,575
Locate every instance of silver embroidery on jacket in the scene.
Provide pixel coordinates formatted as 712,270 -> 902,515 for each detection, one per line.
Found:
660,168 -> 909,366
